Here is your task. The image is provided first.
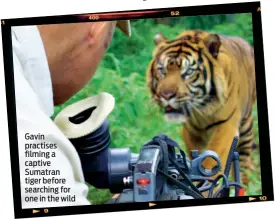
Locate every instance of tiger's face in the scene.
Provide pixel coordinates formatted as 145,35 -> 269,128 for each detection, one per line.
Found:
147,30 -> 225,124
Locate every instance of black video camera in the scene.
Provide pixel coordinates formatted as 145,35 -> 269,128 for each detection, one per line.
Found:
68,119 -> 243,202
54,93 -> 244,203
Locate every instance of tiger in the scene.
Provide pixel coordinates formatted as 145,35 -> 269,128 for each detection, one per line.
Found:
146,30 -> 256,186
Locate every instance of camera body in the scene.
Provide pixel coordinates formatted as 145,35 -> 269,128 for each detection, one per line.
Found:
68,118 -> 223,202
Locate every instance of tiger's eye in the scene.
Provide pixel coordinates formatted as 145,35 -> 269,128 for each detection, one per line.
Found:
185,69 -> 195,78
158,67 -> 165,77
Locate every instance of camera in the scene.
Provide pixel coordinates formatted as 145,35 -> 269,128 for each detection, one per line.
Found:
54,93 -> 244,203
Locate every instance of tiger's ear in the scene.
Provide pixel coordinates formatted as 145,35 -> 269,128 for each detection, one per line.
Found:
154,33 -> 168,46
204,34 -> 221,59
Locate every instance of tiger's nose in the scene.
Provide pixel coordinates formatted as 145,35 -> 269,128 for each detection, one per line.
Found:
162,90 -> 177,100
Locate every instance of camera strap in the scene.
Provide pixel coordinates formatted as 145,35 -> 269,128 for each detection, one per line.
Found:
144,134 -> 189,170
143,134 -> 203,199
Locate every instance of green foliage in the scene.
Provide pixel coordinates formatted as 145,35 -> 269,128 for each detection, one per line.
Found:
172,14 -> 234,30
53,13 -> 261,204
212,13 -> 254,45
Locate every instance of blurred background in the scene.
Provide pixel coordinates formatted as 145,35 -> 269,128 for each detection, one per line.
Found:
53,13 -> 261,204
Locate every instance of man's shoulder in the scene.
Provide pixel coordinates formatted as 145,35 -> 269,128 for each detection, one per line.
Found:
12,26 -> 54,117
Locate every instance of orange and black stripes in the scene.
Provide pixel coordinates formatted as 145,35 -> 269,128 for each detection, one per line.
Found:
146,30 -> 256,186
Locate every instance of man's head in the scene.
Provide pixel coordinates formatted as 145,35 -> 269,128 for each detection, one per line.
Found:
38,21 -> 130,105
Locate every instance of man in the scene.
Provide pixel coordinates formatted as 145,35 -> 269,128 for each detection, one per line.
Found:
12,20 -> 130,208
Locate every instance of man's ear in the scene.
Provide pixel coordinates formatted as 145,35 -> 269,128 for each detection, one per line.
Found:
154,33 -> 168,46
204,34 -> 221,59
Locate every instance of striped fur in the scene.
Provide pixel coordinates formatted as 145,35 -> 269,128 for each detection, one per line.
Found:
146,30 -> 256,185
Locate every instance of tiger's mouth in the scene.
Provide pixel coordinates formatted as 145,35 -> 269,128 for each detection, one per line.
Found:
163,105 -> 187,123
158,96 -> 189,123
165,105 -> 183,114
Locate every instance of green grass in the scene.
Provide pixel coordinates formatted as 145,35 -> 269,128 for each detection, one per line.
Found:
53,14 -> 261,204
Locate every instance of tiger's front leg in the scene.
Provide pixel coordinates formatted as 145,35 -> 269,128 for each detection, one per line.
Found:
184,117 -> 240,176
201,122 -> 239,198
201,120 -> 239,177
182,127 -> 204,158
185,115 -> 240,197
